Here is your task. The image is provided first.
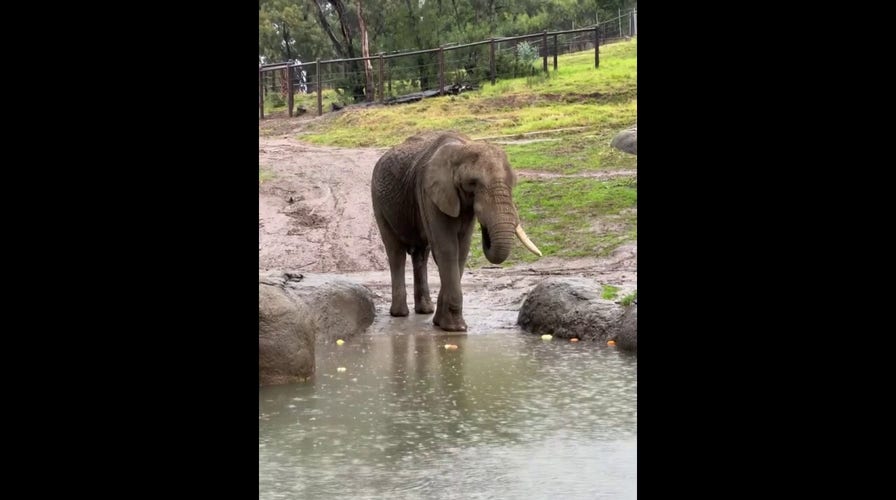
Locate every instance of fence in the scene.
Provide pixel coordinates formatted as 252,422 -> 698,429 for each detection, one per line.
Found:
259,9 -> 637,119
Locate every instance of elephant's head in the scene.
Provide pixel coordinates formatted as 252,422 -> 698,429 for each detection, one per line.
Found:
423,138 -> 542,264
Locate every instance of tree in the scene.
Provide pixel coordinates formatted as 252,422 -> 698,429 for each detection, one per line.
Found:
309,0 -> 371,101
358,0 -> 374,100
260,0 -> 636,101
259,0 -> 330,63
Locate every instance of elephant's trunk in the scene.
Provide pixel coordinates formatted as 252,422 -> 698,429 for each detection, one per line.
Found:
478,183 -> 542,264
481,221 -> 517,264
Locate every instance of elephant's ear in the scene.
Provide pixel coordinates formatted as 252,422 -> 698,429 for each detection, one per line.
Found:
423,142 -> 467,217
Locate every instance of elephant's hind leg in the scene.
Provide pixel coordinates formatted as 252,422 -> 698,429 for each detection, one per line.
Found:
411,247 -> 434,314
375,216 -> 410,317
386,246 -> 409,317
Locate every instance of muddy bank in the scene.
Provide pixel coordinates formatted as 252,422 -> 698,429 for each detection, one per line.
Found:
259,127 -> 636,330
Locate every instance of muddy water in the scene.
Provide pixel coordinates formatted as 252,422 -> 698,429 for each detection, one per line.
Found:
259,310 -> 637,500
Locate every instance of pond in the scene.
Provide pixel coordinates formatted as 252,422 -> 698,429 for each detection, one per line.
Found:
259,319 -> 637,499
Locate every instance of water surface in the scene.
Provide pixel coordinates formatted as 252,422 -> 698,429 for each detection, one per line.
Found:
259,326 -> 636,499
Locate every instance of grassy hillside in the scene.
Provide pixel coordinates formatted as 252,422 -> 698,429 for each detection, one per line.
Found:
293,40 -> 636,148
271,39 -> 637,269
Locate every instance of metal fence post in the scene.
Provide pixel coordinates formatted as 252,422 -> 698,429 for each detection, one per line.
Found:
438,47 -> 445,96
287,64 -> 294,117
618,8 -> 623,39
316,59 -> 322,116
259,68 -> 264,119
633,9 -> 637,36
553,34 -> 558,71
542,30 -> 548,73
490,38 -> 496,85
594,26 -> 600,68
378,54 -> 384,103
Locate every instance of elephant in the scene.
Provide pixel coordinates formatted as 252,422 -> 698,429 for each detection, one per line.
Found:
371,130 -> 542,331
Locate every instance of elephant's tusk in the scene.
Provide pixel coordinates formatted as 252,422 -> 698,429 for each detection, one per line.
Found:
515,224 -> 542,257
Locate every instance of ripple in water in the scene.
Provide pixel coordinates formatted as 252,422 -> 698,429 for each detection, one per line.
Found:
259,331 -> 636,499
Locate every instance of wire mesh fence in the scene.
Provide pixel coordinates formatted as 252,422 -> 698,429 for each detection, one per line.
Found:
260,9 -> 636,119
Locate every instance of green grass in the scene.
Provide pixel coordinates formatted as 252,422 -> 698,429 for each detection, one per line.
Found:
466,176 -> 637,267
601,284 -> 620,300
503,130 -> 637,174
259,167 -> 274,184
296,39 -> 636,148
620,291 -> 637,306
263,88 -> 347,116
292,88 -> 349,113
477,41 -> 636,99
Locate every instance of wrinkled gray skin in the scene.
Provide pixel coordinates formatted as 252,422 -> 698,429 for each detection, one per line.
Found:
371,131 -> 532,331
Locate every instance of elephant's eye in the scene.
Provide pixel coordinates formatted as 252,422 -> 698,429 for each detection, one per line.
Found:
463,179 -> 478,191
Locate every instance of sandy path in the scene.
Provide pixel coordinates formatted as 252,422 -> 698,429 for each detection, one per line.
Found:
259,138 -> 389,272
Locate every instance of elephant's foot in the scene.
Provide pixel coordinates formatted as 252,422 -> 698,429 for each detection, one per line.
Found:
415,298 -> 434,314
390,303 -> 409,317
433,309 -> 467,331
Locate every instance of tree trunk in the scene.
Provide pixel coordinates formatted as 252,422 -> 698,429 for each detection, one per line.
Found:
310,0 -> 367,102
401,0 -> 431,91
358,0 -> 374,101
310,0 -> 347,58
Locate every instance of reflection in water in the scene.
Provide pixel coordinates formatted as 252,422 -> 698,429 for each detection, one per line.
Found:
259,330 -> 637,500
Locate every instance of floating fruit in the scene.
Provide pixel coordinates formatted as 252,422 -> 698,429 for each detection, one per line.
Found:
570,338 -> 579,343
541,334 -> 552,340
336,339 -> 345,346
607,340 -> 617,346
444,344 -> 459,350
337,367 -> 347,372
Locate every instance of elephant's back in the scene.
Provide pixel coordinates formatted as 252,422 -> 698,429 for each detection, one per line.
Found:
372,131 -> 465,193
371,139 -> 422,241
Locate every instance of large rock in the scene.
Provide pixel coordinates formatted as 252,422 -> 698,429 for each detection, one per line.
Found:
611,125 -> 637,155
615,302 -> 637,352
259,281 -> 316,385
264,272 -> 376,344
517,277 -> 636,349
259,272 -> 376,386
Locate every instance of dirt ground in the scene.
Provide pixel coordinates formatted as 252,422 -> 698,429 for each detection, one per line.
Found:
259,115 -> 637,321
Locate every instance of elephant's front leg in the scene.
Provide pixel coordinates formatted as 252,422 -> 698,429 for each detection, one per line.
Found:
411,247 -> 434,314
432,244 -> 466,332
456,220 -> 476,281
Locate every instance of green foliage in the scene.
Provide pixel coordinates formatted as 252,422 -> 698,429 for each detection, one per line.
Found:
516,41 -> 539,66
266,92 -> 285,108
259,0 -> 638,65
259,0 -> 331,63
495,44 -> 540,80
601,285 -> 620,300
620,291 -> 637,307
259,167 -> 275,184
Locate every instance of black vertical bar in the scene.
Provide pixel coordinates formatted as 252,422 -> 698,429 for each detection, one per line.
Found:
259,68 -> 264,119
542,30 -> 548,73
490,38 -> 496,85
287,65 -> 294,117
438,47 -> 445,96
316,59 -> 322,116
378,54 -> 384,103
594,26 -> 600,68
553,34 -> 558,71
